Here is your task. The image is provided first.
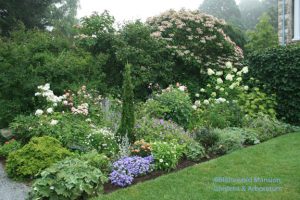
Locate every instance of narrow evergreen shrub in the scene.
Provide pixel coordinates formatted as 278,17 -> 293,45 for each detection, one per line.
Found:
118,63 -> 135,142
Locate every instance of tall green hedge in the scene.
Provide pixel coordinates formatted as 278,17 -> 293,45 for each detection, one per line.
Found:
247,44 -> 300,125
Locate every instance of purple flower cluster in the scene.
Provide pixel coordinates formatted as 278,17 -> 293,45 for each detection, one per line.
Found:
109,156 -> 154,187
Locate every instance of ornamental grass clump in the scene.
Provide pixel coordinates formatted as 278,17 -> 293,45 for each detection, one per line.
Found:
109,156 -> 154,187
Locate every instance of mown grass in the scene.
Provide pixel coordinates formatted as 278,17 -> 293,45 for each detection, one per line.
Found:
93,132 -> 300,200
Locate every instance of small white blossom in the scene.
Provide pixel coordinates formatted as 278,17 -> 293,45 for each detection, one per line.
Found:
211,92 -> 217,97
244,86 -> 249,90
192,105 -> 197,110
220,88 -> 225,92
217,78 -> 223,84
203,100 -> 210,105
35,92 -> 41,96
195,100 -> 201,107
207,68 -> 215,76
159,159 -> 164,163
233,68 -> 238,72
178,86 -> 186,91
225,74 -> 234,81
50,120 -> 58,126
35,109 -> 44,116
216,71 -> 223,76
225,62 -> 233,69
242,67 -> 249,74
195,93 -> 200,97
47,108 -> 54,114
200,88 -> 205,92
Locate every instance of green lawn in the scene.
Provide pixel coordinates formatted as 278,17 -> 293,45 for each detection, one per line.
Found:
93,132 -> 300,200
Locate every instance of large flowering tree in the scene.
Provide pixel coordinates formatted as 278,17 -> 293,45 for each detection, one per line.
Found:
147,9 -> 244,92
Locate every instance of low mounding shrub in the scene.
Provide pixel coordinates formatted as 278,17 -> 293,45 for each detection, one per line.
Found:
29,156 -> 108,200
140,85 -> 193,128
192,102 -> 244,129
248,44 -> 300,125
6,136 -> 72,179
79,151 -> 111,175
151,141 -> 185,171
0,139 -> 21,158
243,114 -> 299,142
184,141 -> 206,162
192,127 -> 220,149
134,117 -> 192,144
212,129 -> 244,155
109,156 -> 154,187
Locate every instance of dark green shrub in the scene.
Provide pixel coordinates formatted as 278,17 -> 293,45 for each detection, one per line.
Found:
29,156 -> 108,200
193,102 -> 244,129
248,44 -> 300,125
192,128 -> 219,149
118,63 -> 135,142
0,139 -> 21,158
6,136 -> 72,179
0,29 -> 107,128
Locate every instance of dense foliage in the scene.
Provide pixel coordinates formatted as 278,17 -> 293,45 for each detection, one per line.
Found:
0,139 -> 21,158
29,155 -> 108,200
6,136 -> 72,179
247,44 -> 300,125
139,84 -> 193,128
118,64 -> 135,142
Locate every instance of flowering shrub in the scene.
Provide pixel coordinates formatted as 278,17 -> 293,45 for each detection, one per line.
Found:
140,84 -> 193,128
192,62 -> 248,110
6,136 -> 72,180
134,117 -> 191,144
0,139 -> 21,158
85,128 -> 118,157
29,156 -> 108,200
109,156 -> 154,187
151,141 -> 185,171
147,9 -> 243,94
130,140 -> 152,157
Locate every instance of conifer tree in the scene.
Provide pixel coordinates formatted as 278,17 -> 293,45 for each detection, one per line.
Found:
118,63 -> 135,143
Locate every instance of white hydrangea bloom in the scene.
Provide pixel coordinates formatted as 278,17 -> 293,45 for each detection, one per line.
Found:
244,86 -> 249,90
195,93 -> 200,97
200,88 -> 205,92
216,71 -> 223,76
242,67 -> 249,74
192,105 -> 197,110
225,74 -> 234,81
225,62 -> 233,69
207,68 -> 215,76
219,87 -> 225,92
217,78 -> 223,84
195,100 -> 201,107
203,99 -> 210,105
46,108 -> 54,114
211,92 -> 217,97
50,119 -> 58,126
35,109 -> 44,116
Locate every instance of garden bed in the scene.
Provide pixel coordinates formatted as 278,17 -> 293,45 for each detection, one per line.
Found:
104,154 -> 217,194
